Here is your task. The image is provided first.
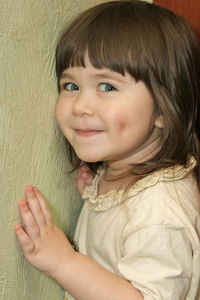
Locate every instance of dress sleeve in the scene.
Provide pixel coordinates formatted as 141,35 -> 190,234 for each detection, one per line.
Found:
117,224 -> 192,300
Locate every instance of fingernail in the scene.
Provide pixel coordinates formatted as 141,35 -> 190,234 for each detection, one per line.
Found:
14,224 -> 21,231
25,185 -> 34,192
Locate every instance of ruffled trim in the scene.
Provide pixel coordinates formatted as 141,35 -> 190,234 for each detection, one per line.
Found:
82,157 -> 196,212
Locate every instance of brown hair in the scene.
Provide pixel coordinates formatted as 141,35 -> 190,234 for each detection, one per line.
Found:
56,0 -> 200,186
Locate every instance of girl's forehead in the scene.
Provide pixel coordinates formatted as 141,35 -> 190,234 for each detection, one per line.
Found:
61,61 -> 132,84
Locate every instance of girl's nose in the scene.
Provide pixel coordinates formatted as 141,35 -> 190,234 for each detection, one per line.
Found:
72,93 -> 94,116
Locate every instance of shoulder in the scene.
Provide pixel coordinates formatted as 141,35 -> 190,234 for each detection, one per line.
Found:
125,156 -> 200,223
123,172 -> 200,246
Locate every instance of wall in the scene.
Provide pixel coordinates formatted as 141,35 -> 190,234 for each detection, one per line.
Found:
0,0 -> 152,299
0,1 -> 107,299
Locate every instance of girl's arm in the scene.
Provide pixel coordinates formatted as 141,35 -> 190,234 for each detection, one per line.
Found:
14,186 -> 143,300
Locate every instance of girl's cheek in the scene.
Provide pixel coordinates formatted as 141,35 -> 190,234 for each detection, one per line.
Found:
112,112 -> 127,132
55,102 -> 66,123
118,119 -> 127,132
55,103 -> 61,120
103,107 -> 127,132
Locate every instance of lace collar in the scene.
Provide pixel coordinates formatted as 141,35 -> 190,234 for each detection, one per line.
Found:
82,157 -> 197,212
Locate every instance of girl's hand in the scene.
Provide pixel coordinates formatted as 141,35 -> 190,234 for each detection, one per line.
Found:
14,186 -> 74,277
76,163 -> 94,195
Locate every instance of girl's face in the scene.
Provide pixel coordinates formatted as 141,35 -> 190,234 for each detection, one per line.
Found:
56,55 -> 163,166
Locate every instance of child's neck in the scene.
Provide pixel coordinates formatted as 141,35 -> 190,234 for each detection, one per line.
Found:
98,135 -> 162,195
98,173 -> 135,196
98,163 -> 136,196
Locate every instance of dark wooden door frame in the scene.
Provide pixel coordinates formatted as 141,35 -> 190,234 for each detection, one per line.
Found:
155,0 -> 200,42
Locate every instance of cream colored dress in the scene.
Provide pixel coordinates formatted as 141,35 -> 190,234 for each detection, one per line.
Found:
65,158 -> 200,300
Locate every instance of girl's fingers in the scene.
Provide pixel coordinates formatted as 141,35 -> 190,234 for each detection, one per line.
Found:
33,187 -> 52,225
76,176 -> 86,196
79,169 -> 93,186
25,186 -> 47,228
14,224 -> 35,255
82,171 -> 93,185
78,165 -> 94,183
18,199 -> 40,241
77,165 -> 94,195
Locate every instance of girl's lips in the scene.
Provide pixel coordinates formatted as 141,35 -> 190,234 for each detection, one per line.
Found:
75,129 -> 103,137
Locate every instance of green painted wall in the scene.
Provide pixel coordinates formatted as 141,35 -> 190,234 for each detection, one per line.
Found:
0,1 -> 107,299
0,0 -> 152,299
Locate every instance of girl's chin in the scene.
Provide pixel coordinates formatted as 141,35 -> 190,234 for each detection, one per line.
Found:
77,156 -> 100,163
75,151 -> 102,163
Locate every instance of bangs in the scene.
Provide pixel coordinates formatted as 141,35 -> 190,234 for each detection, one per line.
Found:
56,1 -> 165,83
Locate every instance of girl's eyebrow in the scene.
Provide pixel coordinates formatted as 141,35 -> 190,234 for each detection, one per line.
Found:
60,72 -> 75,81
60,70 -> 128,84
92,72 -> 127,83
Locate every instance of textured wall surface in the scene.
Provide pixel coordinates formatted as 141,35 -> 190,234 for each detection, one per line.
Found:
0,1 -> 109,299
0,0 -> 152,299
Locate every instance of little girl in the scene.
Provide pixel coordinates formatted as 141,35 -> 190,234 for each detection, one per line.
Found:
14,1 -> 200,299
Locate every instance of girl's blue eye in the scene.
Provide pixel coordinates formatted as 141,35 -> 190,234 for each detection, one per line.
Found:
99,83 -> 117,92
64,83 -> 79,91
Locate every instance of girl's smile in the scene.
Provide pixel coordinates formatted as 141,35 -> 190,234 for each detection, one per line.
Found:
56,54 -> 163,171
75,129 -> 103,137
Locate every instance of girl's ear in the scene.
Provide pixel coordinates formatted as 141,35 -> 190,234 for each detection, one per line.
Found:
155,115 -> 164,128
